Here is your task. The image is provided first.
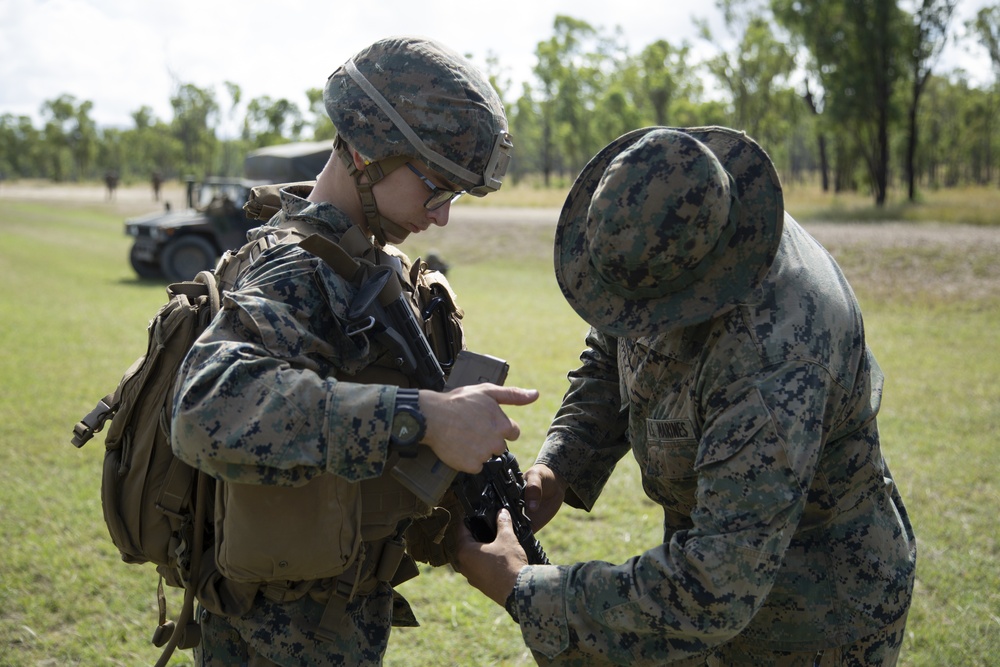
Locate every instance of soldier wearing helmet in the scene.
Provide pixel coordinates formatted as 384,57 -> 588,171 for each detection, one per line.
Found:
171,36 -> 536,666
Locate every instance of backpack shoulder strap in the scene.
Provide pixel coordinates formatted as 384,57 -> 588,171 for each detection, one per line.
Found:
298,233 -> 364,283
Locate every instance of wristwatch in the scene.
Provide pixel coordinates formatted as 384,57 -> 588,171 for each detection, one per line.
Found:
389,388 -> 425,458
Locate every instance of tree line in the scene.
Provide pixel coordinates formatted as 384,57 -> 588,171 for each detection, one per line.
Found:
1,0 -> 998,206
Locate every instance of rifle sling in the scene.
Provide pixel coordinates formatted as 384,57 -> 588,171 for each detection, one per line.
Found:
298,234 -> 364,283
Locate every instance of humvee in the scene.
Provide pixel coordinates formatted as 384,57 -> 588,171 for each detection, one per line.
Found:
125,141 -> 332,282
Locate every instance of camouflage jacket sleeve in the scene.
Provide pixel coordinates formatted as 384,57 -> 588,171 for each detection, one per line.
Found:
515,356 -> 840,664
534,327 -> 631,510
171,241 -> 395,486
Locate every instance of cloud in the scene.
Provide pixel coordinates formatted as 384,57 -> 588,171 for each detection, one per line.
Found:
0,0 -> 991,130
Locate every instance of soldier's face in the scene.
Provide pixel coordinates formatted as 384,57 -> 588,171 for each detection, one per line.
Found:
373,160 -> 455,242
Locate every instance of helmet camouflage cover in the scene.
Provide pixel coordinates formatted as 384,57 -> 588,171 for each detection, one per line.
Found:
324,36 -> 512,196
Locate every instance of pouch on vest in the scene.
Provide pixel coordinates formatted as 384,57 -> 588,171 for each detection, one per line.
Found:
412,260 -> 464,371
214,475 -> 363,583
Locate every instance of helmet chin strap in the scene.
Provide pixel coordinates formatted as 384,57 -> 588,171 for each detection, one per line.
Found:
355,176 -> 411,246
337,144 -> 410,246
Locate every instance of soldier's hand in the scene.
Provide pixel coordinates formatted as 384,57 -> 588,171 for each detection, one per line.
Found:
524,463 -> 568,531
455,508 -> 528,605
420,385 -> 538,474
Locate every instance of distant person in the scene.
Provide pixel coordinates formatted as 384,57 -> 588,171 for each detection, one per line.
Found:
104,170 -> 119,201
151,170 -> 163,202
424,251 -> 450,276
456,127 -> 916,666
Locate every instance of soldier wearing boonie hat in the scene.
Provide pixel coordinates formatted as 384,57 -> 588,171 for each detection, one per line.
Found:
456,127 -> 915,666
171,36 -> 537,666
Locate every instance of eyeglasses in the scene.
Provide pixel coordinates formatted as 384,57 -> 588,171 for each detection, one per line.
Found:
406,163 -> 464,210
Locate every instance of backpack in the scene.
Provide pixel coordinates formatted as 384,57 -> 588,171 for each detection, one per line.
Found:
72,269 -> 223,665
73,181 -> 466,661
71,216 -> 464,663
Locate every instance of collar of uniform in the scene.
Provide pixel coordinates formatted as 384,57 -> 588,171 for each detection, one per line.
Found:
630,320 -> 716,367
276,186 -> 355,240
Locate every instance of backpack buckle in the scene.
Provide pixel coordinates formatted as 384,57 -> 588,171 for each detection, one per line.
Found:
71,394 -> 116,448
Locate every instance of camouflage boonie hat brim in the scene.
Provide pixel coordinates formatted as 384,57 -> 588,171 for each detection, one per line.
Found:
554,127 -> 784,337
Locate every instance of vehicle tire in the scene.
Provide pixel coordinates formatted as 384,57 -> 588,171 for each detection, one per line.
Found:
129,244 -> 163,279
160,235 -> 217,282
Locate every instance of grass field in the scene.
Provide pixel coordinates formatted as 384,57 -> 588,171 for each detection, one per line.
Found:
0,185 -> 997,665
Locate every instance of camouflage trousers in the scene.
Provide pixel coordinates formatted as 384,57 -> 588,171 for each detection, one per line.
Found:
193,583 -> 395,666
705,611 -> 909,667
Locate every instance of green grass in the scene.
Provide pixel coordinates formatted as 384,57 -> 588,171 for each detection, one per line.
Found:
466,177 -> 1000,226
0,193 -> 998,665
779,182 -> 1000,226
857,300 -> 1000,666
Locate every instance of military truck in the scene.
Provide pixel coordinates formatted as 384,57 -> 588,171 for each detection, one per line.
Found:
125,141 -> 332,282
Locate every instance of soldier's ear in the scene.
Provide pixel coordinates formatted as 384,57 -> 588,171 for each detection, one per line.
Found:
351,149 -> 368,171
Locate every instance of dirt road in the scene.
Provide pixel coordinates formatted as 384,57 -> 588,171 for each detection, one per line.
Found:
448,206 -> 1000,302
4,181 -> 997,301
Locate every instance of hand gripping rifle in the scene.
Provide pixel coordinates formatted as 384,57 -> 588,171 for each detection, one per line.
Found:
455,449 -> 550,565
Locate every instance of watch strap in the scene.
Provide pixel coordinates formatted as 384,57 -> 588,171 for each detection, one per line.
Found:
395,388 -> 420,407
390,388 -> 425,457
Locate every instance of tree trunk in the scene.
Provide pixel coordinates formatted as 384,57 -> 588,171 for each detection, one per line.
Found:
906,85 -> 920,202
803,82 -> 830,192
876,114 -> 888,206
818,133 -> 830,192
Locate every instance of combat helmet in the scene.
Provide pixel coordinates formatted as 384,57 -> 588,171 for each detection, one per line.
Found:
325,36 -> 513,245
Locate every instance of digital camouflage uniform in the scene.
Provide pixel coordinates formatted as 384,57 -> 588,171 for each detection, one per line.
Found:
509,129 -> 915,665
172,188 -> 420,666
171,35 -> 511,667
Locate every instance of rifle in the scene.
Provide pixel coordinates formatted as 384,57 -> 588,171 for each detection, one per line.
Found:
352,275 -> 551,563
455,450 -> 549,565
344,262 -> 447,392
296,235 -> 505,503
300,234 -> 547,562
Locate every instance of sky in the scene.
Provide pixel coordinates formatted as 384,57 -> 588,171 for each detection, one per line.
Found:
0,0 -> 993,131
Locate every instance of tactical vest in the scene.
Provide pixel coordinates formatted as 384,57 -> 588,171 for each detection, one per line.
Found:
207,198 -> 463,620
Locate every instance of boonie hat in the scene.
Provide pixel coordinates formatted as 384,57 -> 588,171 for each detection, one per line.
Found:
554,127 -> 784,337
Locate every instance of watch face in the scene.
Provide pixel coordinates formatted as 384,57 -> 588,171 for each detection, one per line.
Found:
392,408 -> 423,446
